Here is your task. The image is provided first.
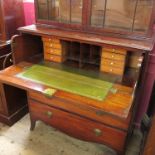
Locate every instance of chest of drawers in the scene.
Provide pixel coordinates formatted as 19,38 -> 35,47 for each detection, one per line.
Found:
100,48 -> 127,76
43,37 -> 66,63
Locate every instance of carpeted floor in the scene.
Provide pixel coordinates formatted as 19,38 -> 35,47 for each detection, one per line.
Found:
0,114 -> 143,155
0,114 -> 116,155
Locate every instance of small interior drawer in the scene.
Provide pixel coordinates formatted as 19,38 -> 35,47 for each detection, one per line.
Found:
29,99 -> 127,152
101,58 -> 125,68
44,53 -> 65,63
101,52 -> 126,61
100,65 -> 124,75
42,37 -> 60,44
43,42 -> 62,49
127,55 -> 143,68
103,48 -> 127,55
44,47 -> 62,55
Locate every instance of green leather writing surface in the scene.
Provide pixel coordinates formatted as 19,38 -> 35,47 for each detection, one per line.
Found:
17,65 -> 113,101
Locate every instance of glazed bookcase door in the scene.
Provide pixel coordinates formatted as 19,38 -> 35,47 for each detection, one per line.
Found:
35,0 -> 84,28
48,0 -> 83,24
88,0 -> 155,37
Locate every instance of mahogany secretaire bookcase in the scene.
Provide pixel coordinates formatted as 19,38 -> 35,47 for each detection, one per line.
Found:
0,0 -> 155,154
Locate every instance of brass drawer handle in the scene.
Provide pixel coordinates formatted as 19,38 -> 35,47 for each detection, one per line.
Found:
94,128 -> 102,137
45,111 -> 53,118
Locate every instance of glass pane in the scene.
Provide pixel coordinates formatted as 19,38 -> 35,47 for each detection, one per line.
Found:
37,0 -> 48,20
71,0 -> 83,24
133,0 -> 153,33
105,0 -> 136,30
49,0 -> 70,23
91,0 -> 105,27
59,0 -> 70,22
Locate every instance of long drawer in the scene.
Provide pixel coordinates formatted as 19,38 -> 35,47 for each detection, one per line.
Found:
28,90 -> 131,131
29,99 -> 127,152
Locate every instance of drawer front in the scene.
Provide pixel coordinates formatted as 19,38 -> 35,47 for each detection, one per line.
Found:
102,52 -> 125,61
28,91 -> 131,131
44,47 -> 62,55
42,37 -> 60,44
100,65 -> 124,75
127,56 -> 143,68
103,48 -> 127,55
44,53 -> 65,63
43,42 -> 62,49
29,99 -> 127,152
101,58 -> 125,68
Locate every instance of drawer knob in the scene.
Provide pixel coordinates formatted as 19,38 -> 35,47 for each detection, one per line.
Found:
94,128 -> 102,136
50,49 -> 53,53
110,62 -> 114,65
45,111 -> 53,118
111,55 -> 114,58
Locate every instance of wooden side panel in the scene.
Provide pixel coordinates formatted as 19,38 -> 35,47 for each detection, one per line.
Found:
11,35 -> 43,64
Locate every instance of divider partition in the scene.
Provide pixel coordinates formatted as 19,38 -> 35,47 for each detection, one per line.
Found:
62,40 -> 101,70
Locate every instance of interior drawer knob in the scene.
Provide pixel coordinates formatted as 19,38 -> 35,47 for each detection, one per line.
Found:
94,128 -> 102,136
45,111 -> 53,118
110,62 -> 114,65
